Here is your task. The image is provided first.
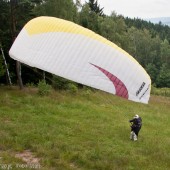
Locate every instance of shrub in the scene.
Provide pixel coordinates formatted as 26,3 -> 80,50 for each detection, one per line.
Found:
52,75 -> 79,93
38,80 -> 52,96
26,82 -> 35,88
52,76 -> 71,90
67,83 -> 78,94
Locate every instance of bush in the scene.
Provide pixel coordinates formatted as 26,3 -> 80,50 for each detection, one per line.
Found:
52,75 -> 79,92
38,80 -> 52,96
82,86 -> 92,96
67,83 -> 78,94
26,82 -> 35,88
52,76 -> 71,90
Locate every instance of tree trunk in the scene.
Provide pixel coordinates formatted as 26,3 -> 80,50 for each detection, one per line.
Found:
16,61 -> 23,89
43,71 -> 46,82
10,0 -> 24,89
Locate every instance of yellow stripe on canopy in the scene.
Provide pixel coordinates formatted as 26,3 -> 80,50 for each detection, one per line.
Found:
24,16 -> 150,80
25,16 -> 117,48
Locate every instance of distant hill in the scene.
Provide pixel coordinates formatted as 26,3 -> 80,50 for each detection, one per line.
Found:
146,17 -> 170,26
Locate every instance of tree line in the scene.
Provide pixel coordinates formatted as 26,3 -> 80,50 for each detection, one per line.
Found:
0,0 -> 170,88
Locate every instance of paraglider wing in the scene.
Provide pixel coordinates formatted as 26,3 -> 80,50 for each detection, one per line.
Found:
9,16 -> 151,104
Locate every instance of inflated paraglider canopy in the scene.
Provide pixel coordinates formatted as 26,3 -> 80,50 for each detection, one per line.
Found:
9,16 -> 151,104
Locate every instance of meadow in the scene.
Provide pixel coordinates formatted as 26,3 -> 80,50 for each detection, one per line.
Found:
0,86 -> 170,170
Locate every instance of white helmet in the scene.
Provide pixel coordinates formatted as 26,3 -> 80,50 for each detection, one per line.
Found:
134,114 -> 139,119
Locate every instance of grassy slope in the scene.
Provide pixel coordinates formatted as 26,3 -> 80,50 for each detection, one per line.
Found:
0,86 -> 170,170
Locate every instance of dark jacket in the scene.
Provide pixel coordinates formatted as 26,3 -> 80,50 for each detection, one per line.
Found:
129,117 -> 142,128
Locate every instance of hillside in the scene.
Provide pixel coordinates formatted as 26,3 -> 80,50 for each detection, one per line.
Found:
147,17 -> 170,26
0,86 -> 170,170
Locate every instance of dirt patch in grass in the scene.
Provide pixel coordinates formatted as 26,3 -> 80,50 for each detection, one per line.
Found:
15,150 -> 40,164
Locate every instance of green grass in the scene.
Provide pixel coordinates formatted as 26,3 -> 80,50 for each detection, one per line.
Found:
151,86 -> 170,97
0,86 -> 170,170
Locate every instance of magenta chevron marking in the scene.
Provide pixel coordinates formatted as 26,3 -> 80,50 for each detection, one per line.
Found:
90,63 -> 129,99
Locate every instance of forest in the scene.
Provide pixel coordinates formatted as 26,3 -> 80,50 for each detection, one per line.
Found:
0,0 -> 170,88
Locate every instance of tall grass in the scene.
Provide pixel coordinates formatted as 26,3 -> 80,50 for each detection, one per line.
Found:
151,86 -> 170,97
0,86 -> 170,170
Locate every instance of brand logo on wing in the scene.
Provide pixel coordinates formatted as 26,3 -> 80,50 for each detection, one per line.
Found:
136,82 -> 146,96
90,63 -> 129,99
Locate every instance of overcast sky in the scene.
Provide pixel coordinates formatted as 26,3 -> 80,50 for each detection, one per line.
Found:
79,0 -> 170,19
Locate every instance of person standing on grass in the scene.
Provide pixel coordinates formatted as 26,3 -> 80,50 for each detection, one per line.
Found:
129,114 -> 142,141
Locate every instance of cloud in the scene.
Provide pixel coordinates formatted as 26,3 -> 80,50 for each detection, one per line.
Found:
78,0 -> 170,18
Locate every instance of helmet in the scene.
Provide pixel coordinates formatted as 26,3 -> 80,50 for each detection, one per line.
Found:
134,114 -> 139,119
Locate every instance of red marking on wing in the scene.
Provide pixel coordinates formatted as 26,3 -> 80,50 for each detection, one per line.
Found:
90,63 -> 129,99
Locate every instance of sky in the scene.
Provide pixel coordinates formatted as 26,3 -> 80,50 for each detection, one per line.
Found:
79,0 -> 170,19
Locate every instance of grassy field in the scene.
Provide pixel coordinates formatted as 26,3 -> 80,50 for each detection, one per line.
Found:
0,86 -> 170,170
